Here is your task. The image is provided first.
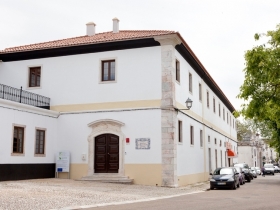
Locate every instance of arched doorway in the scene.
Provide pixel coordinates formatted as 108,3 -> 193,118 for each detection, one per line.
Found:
95,134 -> 119,173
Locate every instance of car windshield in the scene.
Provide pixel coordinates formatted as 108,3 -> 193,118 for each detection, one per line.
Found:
214,168 -> 233,175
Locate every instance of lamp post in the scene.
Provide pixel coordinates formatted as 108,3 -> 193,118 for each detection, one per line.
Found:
176,98 -> 193,111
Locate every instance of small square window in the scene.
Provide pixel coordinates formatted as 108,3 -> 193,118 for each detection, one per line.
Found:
35,129 -> 45,155
102,60 -> 115,81
29,67 -> 41,87
176,60 -> 180,82
13,126 -> 24,153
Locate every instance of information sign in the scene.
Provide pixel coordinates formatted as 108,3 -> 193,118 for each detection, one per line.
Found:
56,151 -> 70,172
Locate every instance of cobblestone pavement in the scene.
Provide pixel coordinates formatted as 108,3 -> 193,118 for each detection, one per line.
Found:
0,178 -> 209,210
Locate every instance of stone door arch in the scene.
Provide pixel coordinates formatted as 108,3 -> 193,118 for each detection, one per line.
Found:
87,119 -> 125,176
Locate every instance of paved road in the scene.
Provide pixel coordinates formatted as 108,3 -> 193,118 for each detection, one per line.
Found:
89,174 -> 280,210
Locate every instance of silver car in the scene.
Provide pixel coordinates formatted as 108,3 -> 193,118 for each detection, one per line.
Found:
251,167 -> 261,175
250,168 -> 258,178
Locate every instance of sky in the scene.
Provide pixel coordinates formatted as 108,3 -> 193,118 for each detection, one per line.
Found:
1,0 -> 280,111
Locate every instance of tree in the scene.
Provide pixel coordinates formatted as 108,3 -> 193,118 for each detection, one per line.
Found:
238,24 -> 280,154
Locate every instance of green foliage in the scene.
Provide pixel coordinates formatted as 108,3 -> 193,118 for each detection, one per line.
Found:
238,24 -> 280,154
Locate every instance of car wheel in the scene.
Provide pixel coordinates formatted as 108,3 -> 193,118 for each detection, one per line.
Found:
273,173 -> 274,175
247,178 -> 251,182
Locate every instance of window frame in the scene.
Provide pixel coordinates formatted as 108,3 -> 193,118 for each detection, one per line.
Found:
200,129 -> 203,147
34,128 -> 46,156
100,59 -> 116,82
190,125 -> 194,145
178,120 -> 183,143
207,91 -> 209,108
189,73 -> 192,93
11,124 -> 26,156
28,66 -> 42,88
213,97 -> 216,113
199,83 -> 202,101
176,60 -> 180,83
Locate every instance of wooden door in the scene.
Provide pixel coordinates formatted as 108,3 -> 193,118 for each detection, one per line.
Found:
94,134 -> 119,173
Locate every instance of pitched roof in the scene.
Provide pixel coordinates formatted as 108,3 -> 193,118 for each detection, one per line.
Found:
1,30 -> 176,53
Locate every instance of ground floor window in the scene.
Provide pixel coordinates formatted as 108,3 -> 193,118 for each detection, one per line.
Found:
13,126 -> 24,153
35,129 -> 45,154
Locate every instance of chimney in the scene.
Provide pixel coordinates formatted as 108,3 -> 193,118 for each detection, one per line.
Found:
112,18 -> 119,33
86,22 -> 96,36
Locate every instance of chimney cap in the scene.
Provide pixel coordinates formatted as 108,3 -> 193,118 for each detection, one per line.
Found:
112,17 -> 119,21
86,22 -> 96,26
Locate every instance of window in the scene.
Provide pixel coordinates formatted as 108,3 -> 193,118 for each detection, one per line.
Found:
215,138 -> 217,144
35,129 -> 45,154
189,73 -> 192,93
199,83 -> 202,101
200,130 -> 203,147
29,67 -> 41,87
227,112 -> 229,124
208,135 -> 210,143
207,91 -> 209,108
213,98 -> 216,113
190,126 -> 194,145
178,121 -> 182,143
13,126 -> 24,153
221,150 -> 223,167
223,108 -> 225,121
215,149 -> 218,169
230,116 -> 232,126
102,60 -> 115,81
220,140 -> 222,147
218,104 -> 221,117
176,60 -> 180,82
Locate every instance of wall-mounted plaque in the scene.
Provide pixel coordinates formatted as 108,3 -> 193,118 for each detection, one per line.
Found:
136,138 -> 150,149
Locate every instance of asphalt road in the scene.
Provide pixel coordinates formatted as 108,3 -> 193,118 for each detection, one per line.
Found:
89,174 -> 280,210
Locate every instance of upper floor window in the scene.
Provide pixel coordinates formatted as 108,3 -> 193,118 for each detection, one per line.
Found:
223,108 -> 225,121
29,67 -> 41,87
218,104 -> 221,117
220,140 -> 222,147
178,120 -> 182,143
227,112 -> 229,124
189,73 -> 192,93
35,129 -> 45,155
13,126 -> 24,153
102,60 -> 115,81
230,116 -> 232,126
199,83 -> 202,101
215,138 -> 217,144
207,91 -> 209,108
213,98 -> 216,113
176,60 -> 180,82
200,130 -> 203,147
208,135 -> 210,143
190,125 -> 194,145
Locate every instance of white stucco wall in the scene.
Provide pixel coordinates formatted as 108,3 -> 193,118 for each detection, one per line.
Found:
56,109 -> 162,164
0,99 -> 58,164
0,46 -> 162,106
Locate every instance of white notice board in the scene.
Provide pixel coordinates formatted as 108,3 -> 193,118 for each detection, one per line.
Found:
56,151 -> 70,172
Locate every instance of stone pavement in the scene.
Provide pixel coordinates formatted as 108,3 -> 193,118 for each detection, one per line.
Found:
0,178 -> 209,210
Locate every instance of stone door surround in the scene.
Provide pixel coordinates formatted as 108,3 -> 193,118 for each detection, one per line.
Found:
87,119 -> 125,176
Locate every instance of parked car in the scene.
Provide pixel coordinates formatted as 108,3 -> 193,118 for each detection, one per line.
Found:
234,163 -> 250,169
250,168 -> 258,178
273,166 -> 280,173
210,167 -> 240,190
254,167 -> 261,175
248,170 -> 254,180
264,163 -> 275,175
234,166 -> 245,185
242,168 -> 253,182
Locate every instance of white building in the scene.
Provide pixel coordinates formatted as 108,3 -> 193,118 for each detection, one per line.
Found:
0,19 -> 237,187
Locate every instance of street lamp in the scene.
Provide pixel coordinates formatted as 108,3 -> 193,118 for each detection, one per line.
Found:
175,98 -> 193,111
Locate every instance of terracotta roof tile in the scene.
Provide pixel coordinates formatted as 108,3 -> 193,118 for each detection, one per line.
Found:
1,30 -> 176,53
